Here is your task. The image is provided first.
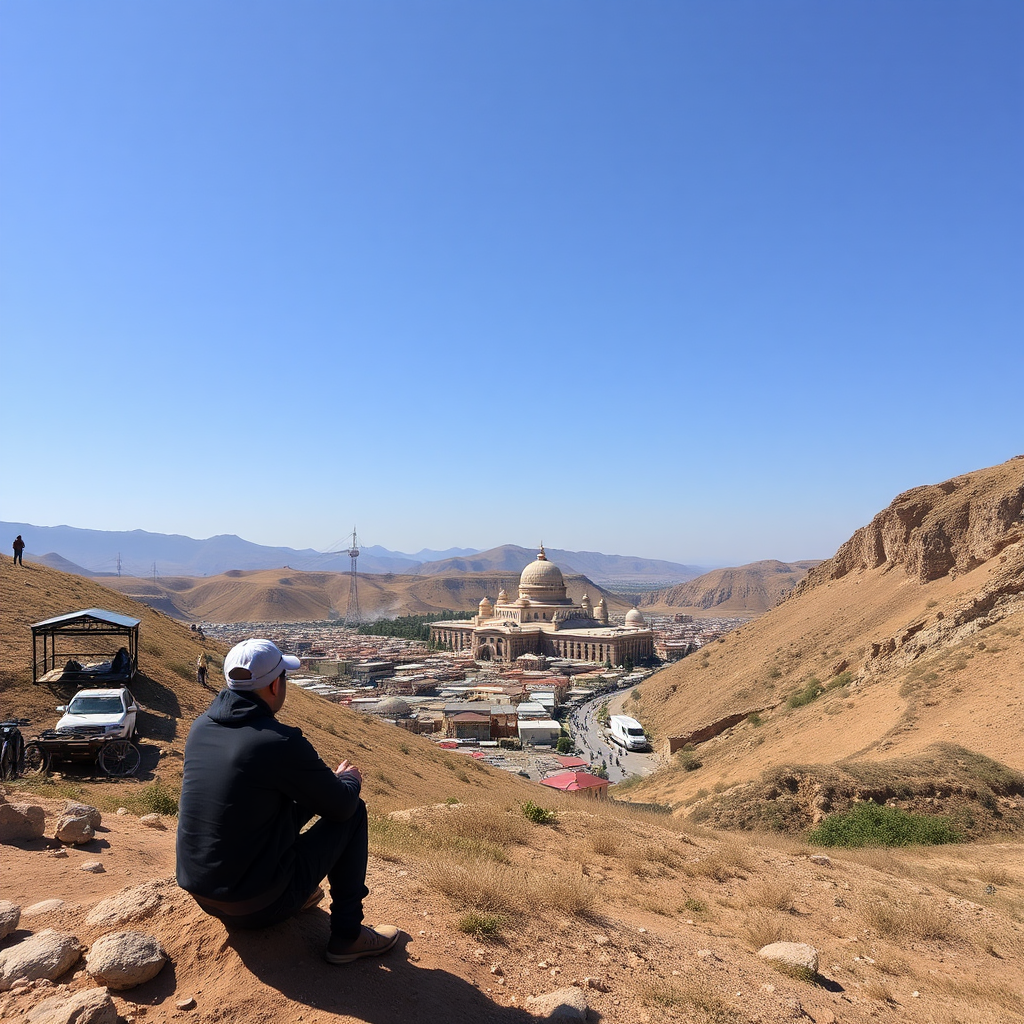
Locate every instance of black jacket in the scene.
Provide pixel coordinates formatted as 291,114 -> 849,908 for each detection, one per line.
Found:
175,687 -> 361,903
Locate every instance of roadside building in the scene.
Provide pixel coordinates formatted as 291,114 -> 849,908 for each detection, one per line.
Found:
540,770 -> 610,798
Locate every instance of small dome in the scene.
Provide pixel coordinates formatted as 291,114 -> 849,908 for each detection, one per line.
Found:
625,607 -> 645,628
497,588 -> 509,603
479,596 -> 493,612
372,697 -> 411,717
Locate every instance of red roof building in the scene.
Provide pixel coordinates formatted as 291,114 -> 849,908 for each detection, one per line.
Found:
539,770 -> 609,798
554,755 -> 590,770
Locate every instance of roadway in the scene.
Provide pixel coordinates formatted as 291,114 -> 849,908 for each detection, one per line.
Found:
567,688 -> 662,783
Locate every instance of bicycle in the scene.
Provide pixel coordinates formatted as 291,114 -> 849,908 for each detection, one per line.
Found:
0,719 -> 28,781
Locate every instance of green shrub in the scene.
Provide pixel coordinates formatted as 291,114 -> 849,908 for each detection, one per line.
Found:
827,671 -> 854,690
522,800 -> 556,825
807,801 -> 959,848
556,736 -> 574,754
457,912 -> 503,938
747,713 -> 762,727
787,677 -> 823,708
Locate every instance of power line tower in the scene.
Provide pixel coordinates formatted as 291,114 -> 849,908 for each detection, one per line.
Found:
344,527 -> 362,626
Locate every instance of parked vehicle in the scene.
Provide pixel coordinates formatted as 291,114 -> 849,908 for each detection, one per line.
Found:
608,714 -> 649,752
54,688 -> 139,742
0,719 -> 27,780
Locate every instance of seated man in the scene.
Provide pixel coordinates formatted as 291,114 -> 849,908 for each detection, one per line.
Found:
176,638 -> 399,963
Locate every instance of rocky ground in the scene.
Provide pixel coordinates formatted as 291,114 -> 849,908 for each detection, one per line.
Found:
2,790 -> 1023,1024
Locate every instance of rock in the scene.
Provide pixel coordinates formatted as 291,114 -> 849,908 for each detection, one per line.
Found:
0,802 -> 46,841
47,849 -> 68,859
757,942 -> 819,976
54,814 -> 95,846
85,880 -> 169,930
584,976 -> 610,991
24,900 -> 66,917
80,862 -> 105,874
26,986 -> 117,1024
138,814 -> 165,829
809,854 -> 832,867
116,808 -> 128,816
86,931 -> 167,990
176,997 -> 197,1010
63,803 -> 102,830
592,935 -> 610,946
0,900 -> 20,940
525,987 -> 588,1020
0,929 -> 82,990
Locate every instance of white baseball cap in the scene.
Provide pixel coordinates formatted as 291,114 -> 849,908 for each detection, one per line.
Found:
223,638 -> 301,691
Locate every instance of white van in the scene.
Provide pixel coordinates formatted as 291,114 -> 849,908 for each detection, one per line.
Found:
608,714 -> 648,752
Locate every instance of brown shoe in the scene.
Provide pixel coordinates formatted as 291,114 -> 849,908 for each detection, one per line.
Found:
325,924 -> 400,964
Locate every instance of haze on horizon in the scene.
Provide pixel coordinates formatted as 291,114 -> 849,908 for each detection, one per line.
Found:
1,2 -> 1021,568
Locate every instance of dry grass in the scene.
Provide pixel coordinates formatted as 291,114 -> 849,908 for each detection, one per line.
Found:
862,979 -> 897,1003
425,860 -> 529,915
682,843 -> 751,882
742,910 -> 795,949
635,976 -> 738,1021
861,898 -> 957,943
749,877 -> 795,912
589,830 -> 621,856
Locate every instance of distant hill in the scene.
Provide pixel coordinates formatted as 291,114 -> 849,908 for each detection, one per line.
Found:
638,559 -> 821,614
98,567 -> 635,623
416,544 -> 703,587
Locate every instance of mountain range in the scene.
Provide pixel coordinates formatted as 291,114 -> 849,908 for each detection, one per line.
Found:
0,522 -> 703,586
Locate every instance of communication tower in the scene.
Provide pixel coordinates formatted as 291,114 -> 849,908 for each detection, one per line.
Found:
344,527 -> 361,626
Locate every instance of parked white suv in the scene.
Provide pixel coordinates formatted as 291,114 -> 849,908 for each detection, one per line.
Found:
55,688 -> 139,741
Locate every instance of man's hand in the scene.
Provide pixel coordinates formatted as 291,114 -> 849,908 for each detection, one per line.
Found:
335,759 -> 362,784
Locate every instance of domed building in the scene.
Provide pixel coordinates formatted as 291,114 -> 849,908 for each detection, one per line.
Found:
429,546 -> 654,667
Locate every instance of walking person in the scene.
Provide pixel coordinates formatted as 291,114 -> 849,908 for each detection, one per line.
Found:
12,535 -> 25,566
176,638 -> 400,963
196,653 -> 208,689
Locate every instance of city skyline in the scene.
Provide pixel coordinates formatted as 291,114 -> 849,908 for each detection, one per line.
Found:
2,3 -> 1021,566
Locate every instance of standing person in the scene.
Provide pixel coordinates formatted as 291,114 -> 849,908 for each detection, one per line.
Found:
176,638 -> 400,963
12,535 -> 25,566
195,653 -> 208,689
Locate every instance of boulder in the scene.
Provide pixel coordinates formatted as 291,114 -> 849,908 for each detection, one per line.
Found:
86,931 -> 167,990
63,803 -> 102,830
0,900 -> 20,940
525,987 -> 589,1021
0,802 -> 45,842
0,929 -> 82,990
85,880 -> 169,929
24,900 -> 66,918
80,862 -> 105,874
138,814 -> 165,829
757,941 -> 820,976
26,986 -> 117,1024
54,813 -> 95,846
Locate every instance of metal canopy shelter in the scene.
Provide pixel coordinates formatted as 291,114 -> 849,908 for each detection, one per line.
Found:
30,608 -> 140,684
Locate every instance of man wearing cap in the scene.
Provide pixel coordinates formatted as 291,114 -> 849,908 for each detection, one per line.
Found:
176,638 -> 399,963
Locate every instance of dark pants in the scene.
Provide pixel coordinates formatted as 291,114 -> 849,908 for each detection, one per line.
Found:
205,799 -> 369,941
13,551 -> 22,565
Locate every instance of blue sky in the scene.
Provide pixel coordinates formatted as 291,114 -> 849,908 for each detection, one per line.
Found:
2,1 -> 1021,566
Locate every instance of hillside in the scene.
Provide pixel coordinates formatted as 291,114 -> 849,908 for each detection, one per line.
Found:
3,533 -> 1024,1023
96,568 -> 635,623
617,456 -> 1024,829
638,559 -> 821,615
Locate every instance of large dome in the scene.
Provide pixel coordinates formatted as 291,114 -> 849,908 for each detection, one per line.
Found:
517,545 -> 572,605
520,549 -> 565,590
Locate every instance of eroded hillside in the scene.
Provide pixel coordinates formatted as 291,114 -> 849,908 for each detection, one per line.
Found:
619,456 -> 1024,826
638,559 -> 821,615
